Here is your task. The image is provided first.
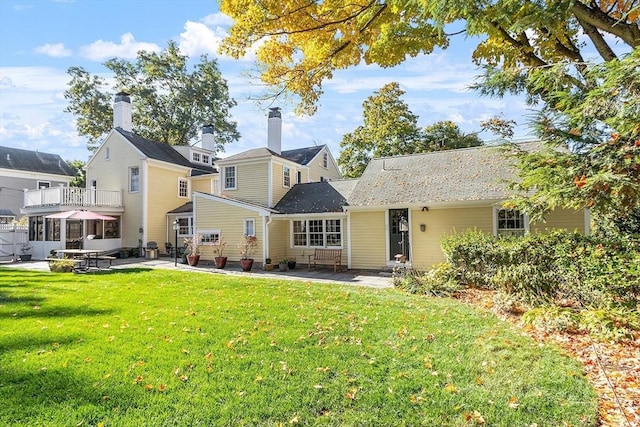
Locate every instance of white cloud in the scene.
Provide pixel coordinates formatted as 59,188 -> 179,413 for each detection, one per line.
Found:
79,33 -> 161,61
177,21 -> 227,58
34,42 -> 72,57
202,12 -> 233,27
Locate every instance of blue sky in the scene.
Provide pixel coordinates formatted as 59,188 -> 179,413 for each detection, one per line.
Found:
0,0 -> 535,162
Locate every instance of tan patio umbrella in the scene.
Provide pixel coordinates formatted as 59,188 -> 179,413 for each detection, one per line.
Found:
45,210 -> 116,220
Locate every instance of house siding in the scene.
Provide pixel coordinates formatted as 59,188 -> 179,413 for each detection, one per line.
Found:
191,176 -> 218,195
410,206 -> 494,269
195,197 -> 264,262
530,208 -> 586,234
272,162 -> 291,206
307,147 -> 341,182
267,219 -> 289,262
86,133 -> 144,247
146,164 -> 190,247
221,161 -> 269,206
350,211 -> 387,270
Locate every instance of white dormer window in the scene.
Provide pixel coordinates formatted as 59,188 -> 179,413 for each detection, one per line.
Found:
193,152 -> 201,162
283,166 -> 291,187
202,154 -> 210,164
323,152 -> 328,169
224,166 -> 236,190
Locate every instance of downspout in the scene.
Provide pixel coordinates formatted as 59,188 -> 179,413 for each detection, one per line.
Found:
344,207 -> 352,270
141,160 -> 148,247
263,214 -> 273,263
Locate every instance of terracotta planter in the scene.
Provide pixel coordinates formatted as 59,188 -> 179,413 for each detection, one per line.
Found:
214,256 -> 227,269
240,258 -> 254,272
187,255 -> 200,266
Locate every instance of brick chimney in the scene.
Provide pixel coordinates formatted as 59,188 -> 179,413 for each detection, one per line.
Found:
267,107 -> 282,155
113,91 -> 132,132
202,125 -> 215,151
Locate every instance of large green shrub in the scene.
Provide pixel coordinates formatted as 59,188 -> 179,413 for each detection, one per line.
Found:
442,229 -> 639,309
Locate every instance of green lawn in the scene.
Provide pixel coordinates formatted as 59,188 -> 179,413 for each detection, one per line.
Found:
0,268 -> 597,426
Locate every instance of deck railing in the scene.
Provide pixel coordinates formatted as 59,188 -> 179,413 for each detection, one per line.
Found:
24,187 -> 122,208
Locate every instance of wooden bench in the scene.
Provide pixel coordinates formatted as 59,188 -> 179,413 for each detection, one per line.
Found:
307,248 -> 343,272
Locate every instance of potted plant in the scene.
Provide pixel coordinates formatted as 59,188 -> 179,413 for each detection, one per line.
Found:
287,256 -> 297,270
184,233 -> 203,266
213,238 -> 228,269
49,259 -> 75,273
238,235 -> 258,271
264,257 -> 274,271
19,242 -> 32,262
278,258 -> 288,271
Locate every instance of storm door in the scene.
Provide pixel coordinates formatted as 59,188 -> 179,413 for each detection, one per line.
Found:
388,209 -> 409,261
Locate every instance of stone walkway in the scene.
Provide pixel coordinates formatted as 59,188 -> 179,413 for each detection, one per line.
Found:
1,257 -> 393,289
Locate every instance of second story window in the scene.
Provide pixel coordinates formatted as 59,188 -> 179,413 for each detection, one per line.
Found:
178,178 -> 189,198
323,152 -> 328,169
129,167 -> 139,192
202,154 -> 210,164
283,166 -> 291,187
193,152 -> 201,162
224,166 -> 236,190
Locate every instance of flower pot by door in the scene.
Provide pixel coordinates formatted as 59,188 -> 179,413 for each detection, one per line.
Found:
279,263 -> 288,272
214,256 -> 227,269
240,259 -> 254,272
19,254 -> 32,262
187,255 -> 200,266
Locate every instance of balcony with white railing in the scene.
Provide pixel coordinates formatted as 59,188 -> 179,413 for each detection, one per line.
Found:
24,187 -> 123,208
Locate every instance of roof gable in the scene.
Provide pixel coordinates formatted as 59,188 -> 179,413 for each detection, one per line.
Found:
348,142 -> 539,206
217,145 -> 326,167
0,146 -> 75,177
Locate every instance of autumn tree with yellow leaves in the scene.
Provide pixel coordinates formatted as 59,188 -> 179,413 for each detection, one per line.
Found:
221,0 -> 639,234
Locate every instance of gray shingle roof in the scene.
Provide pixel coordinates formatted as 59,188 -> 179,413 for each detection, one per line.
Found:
273,181 -> 352,214
217,145 -> 324,166
0,146 -> 75,176
167,201 -> 193,214
348,142 -> 538,206
116,129 -> 216,175
281,146 -> 324,165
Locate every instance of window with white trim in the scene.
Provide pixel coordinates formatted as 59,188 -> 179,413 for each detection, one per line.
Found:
177,217 -> 193,236
292,219 -> 342,248
37,181 -> 50,189
496,208 -> 527,236
202,154 -> 210,164
224,166 -> 236,189
283,166 -> 291,187
178,178 -> 189,198
200,230 -> 221,244
193,152 -> 201,162
323,152 -> 328,169
129,167 -> 139,192
244,218 -> 255,237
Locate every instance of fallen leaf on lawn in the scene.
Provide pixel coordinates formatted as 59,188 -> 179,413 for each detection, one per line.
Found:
508,396 -> 520,409
444,383 -> 459,393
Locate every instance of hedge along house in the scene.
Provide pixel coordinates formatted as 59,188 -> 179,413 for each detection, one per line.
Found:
194,142 -> 589,271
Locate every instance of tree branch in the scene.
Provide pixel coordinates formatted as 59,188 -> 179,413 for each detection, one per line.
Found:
571,1 -> 640,47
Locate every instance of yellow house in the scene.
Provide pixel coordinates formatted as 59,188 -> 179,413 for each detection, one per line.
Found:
193,142 -> 588,271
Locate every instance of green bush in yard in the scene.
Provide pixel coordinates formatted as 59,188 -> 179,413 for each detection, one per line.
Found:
392,263 -> 461,297
438,229 -> 639,339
